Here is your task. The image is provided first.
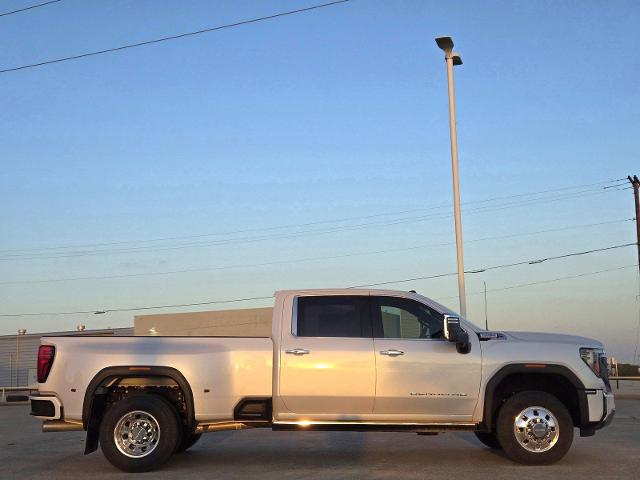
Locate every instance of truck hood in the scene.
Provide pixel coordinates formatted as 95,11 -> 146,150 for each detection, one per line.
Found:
502,330 -> 603,347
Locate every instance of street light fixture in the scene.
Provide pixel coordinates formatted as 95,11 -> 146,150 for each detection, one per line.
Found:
435,35 -> 467,318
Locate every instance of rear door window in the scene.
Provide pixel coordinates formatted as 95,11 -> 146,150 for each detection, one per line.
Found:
296,296 -> 371,338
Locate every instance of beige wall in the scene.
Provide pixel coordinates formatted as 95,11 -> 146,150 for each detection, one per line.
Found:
134,308 -> 273,337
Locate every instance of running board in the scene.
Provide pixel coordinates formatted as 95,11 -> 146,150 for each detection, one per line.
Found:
271,421 -> 478,432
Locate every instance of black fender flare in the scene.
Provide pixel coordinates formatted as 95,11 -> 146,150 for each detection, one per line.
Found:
82,366 -> 195,454
482,363 -> 589,431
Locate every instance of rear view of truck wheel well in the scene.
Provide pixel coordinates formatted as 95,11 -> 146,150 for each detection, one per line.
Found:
102,376 -> 188,419
82,366 -> 195,454
483,367 -> 588,432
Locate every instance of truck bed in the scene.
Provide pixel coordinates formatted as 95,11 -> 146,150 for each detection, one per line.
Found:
39,335 -> 273,423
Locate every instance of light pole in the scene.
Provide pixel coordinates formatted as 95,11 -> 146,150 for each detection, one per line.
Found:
435,35 -> 467,318
16,329 -> 26,387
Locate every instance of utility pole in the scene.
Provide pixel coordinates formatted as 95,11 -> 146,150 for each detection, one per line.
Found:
629,175 -> 640,277
435,36 -> 467,318
630,176 -> 640,366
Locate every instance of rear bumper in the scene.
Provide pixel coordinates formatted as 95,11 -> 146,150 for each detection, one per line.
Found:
29,395 -> 62,420
580,390 -> 615,437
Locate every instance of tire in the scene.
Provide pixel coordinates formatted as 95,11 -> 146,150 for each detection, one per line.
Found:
176,431 -> 202,453
474,431 -> 502,449
496,390 -> 573,465
99,394 -> 180,473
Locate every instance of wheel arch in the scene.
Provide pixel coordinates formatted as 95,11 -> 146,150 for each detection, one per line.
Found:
82,366 -> 195,454
482,364 -> 589,431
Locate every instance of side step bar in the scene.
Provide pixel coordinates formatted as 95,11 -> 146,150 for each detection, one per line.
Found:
272,421 -> 478,432
195,420 -> 271,434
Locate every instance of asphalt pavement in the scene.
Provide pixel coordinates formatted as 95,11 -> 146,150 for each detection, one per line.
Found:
1,401 -> 638,479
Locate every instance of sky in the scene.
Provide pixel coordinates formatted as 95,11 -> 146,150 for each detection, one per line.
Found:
0,0 -> 639,361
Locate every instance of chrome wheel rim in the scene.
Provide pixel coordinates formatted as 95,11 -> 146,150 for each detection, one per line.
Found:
114,410 -> 161,458
513,405 -> 559,453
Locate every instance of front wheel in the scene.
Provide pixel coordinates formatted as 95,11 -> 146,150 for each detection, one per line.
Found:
99,395 -> 180,472
496,390 -> 573,465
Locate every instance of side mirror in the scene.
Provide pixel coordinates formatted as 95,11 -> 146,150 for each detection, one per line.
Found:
443,315 -> 471,354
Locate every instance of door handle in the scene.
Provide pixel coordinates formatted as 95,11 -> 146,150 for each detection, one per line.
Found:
285,348 -> 310,355
380,349 -> 404,357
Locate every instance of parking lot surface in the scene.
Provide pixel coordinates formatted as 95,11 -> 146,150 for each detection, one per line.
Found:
1,401 -> 638,479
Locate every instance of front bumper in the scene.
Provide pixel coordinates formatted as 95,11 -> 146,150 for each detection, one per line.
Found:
580,390 -> 615,437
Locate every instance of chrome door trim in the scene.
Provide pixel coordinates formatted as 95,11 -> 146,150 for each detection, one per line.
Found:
380,349 -> 405,356
273,420 -> 477,427
285,348 -> 310,355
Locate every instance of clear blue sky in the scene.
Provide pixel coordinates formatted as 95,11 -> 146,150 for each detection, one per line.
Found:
1,1 -> 639,361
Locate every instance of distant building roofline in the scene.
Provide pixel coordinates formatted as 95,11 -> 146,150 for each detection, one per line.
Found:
0,327 -> 133,339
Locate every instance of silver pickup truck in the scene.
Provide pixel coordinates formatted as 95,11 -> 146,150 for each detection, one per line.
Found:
30,288 -> 614,472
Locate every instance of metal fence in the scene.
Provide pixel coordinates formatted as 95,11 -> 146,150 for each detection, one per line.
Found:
1,328 -> 133,388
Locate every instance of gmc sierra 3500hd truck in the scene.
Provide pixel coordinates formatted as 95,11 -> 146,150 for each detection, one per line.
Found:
30,289 -> 614,472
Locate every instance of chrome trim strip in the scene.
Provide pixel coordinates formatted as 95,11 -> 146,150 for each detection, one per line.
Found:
273,420 -> 477,427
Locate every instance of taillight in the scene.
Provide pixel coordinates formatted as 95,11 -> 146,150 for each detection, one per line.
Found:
37,345 -> 55,383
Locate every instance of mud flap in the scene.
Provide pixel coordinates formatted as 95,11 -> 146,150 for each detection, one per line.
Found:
84,394 -> 106,454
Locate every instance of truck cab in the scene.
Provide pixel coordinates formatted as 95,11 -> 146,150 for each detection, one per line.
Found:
272,290 -> 482,424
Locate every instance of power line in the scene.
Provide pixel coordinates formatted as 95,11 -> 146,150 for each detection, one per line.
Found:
349,242 -> 637,288
0,0 -> 61,18
0,0 -> 351,74
0,188 -> 629,261
2,218 -> 631,286
0,296 -> 274,318
435,264 -> 638,301
0,178 -> 622,255
1,241 -> 636,317
0,185 -> 627,261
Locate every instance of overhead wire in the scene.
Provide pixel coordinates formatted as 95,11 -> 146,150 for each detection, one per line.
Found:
0,185 -> 628,261
0,0 -> 61,18
0,178 -> 624,255
348,242 -> 637,288
434,264 -> 639,302
0,0 -> 351,74
2,218 -> 632,285
1,241 -> 636,317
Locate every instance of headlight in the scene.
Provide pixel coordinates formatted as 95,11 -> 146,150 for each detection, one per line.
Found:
580,347 -> 605,377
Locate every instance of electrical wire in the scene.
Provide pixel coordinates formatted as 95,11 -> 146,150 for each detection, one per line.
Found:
0,0 -> 351,74
349,242 -> 637,288
0,296 -> 275,317
434,264 -> 639,301
1,241 -> 636,317
0,178 -> 623,255
0,0 -> 61,18
0,186 -> 627,261
2,218 -> 631,286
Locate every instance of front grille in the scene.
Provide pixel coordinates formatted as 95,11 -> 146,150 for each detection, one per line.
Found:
599,355 -> 611,392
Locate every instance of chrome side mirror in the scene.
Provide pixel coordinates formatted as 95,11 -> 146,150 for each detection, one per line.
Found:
443,315 -> 471,354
